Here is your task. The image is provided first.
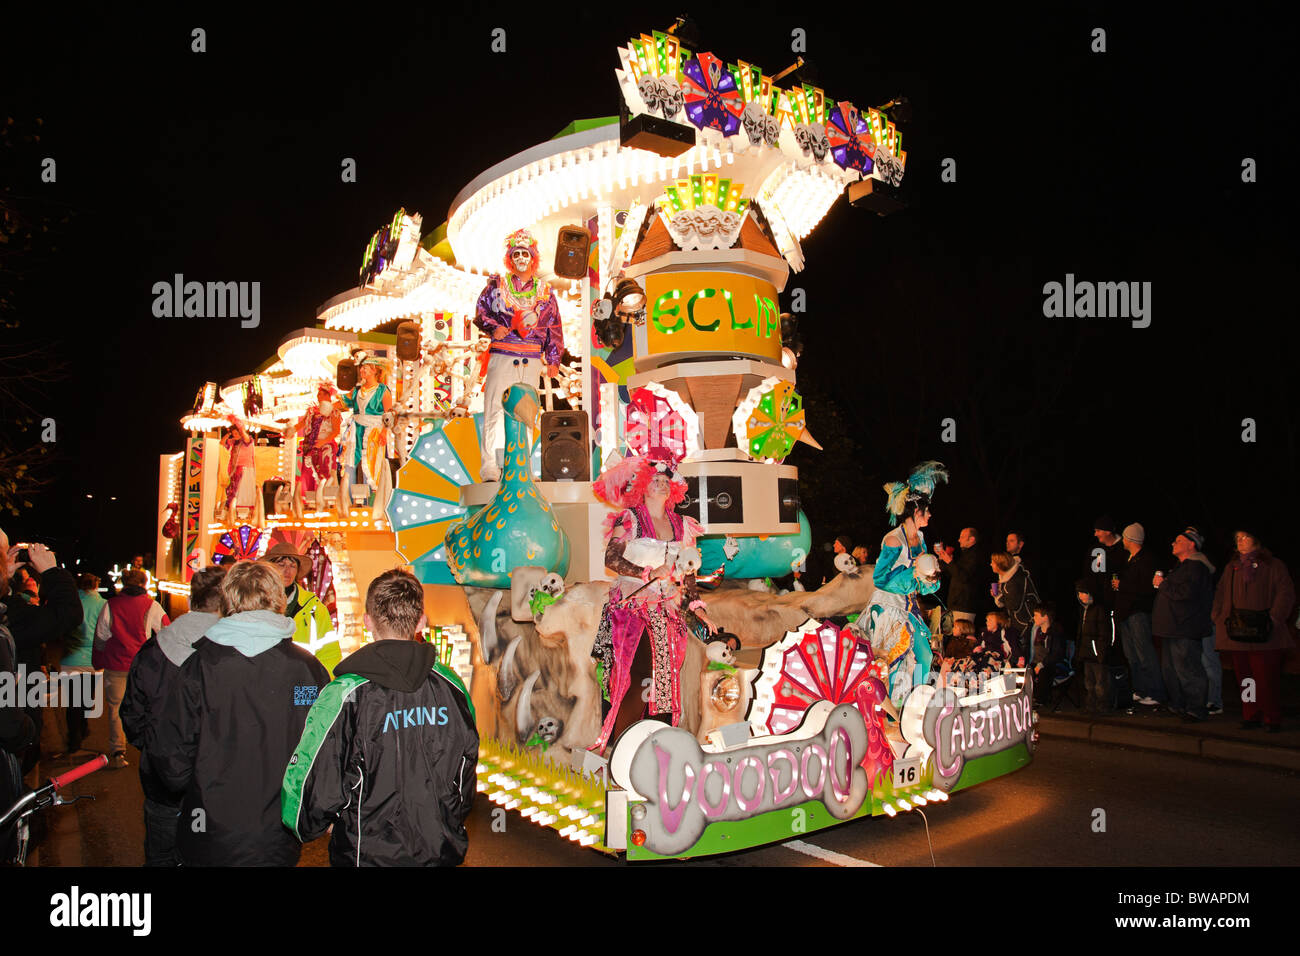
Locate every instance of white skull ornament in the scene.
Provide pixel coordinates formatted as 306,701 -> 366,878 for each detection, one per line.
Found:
741,101 -> 768,146
637,75 -> 662,113
658,76 -> 684,119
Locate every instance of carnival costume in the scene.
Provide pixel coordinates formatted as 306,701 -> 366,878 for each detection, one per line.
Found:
590,453 -> 706,753
222,419 -> 257,514
297,386 -> 342,508
341,362 -> 392,507
473,229 -> 563,481
864,461 -> 948,706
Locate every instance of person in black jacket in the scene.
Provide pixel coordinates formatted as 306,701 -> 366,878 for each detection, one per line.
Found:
938,527 -> 983,625
1030,603 -> 1068,706
282,568 -> 478,867
1153,528 -> 1216,722
1073,578 -> 1113,711
1113,523 -> 1164,706
990,551 -> 1039,650
152,560 -> 328,866
121,565 -> 226,866
0,536 -> 81,772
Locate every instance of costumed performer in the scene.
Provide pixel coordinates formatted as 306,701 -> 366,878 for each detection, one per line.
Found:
863,461 -> 949,705
295,382 -> 343,513
341,355 -> 394,511
473,228 -> 563,482
220,414 -> 257,522
589,451 -> 717,754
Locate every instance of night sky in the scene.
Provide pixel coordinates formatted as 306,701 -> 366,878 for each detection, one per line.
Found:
3,7 -> 1296,614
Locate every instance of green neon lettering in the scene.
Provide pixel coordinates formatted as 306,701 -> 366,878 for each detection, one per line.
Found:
732,293 -> 754,330
652,290 -> 684,333
687,287 -> 720,331
759,297 -> 779,338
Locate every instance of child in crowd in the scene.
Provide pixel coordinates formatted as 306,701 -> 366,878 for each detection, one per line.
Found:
980,609 -> 1024,667
282,568 -> 479,867
1073,578 -> 1112,712
1031,603 -> 1069,704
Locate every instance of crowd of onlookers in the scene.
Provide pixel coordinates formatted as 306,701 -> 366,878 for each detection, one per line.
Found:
817,517 -> 1296,729
1,528 -> 477,867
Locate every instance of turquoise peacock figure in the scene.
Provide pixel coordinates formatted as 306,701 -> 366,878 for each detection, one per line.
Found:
444,383 -> 570,588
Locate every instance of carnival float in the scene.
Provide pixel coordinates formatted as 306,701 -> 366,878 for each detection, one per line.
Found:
154,28 -> 1034,860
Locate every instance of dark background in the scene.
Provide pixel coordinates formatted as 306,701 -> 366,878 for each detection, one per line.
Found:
2,6 -> 1296,617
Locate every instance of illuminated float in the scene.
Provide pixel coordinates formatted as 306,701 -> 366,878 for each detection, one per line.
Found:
154,28 -> 1033,860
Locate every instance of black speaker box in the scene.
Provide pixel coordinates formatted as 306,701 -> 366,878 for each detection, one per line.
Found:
778,477 -> 801,524
553,226 -> 591,280
396,320 -> 422,361
676,474 -> 744,525
540,410 -> 590,481
336,358 -> 357,392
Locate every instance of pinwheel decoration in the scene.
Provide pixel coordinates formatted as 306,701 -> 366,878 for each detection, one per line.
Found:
681,51 -> 745,136
624,382 -> 700,462
387,417 -> 480,585
826,100 -> 877,174
748,619 -> 876,736
732,377 -> 808,463
212,524 -> 265,564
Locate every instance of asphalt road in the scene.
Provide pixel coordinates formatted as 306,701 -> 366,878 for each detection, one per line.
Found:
28,702 -> 1300,869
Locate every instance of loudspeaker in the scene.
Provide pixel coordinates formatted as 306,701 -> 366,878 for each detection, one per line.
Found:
778,477 -> 800,524
847,177 -> 906,216
336,358 -> 357,392
677,475 -> 744,525
539,410 -> 590,481
553,226 -> 591,280
396,321 -> 422,361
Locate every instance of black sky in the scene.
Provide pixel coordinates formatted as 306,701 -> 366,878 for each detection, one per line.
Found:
3,5 -> 1296,607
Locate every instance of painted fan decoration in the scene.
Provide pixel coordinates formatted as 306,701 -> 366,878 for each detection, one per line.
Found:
732,377 -> 809,463
681,52 -> 745,135
213,524 -> 265,564
747,618 -> 896,788
388,414 -> 543,585
624,382 -> 701,462
826,100 -> 877,174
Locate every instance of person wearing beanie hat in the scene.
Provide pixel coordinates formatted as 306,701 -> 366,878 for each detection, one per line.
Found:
473,227 -> 564,483
1113,519 -> 1164,706
1073,578 -> 1115,712
1152,529 -> 1217,721
1090,516 -> 1127,620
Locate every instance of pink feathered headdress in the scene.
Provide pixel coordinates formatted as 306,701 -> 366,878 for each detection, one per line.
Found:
592,452 -> 688,510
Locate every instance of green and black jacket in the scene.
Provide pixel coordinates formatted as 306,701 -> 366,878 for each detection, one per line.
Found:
282,639 -> 478,867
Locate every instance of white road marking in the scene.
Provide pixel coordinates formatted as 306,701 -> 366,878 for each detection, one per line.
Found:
782,839 -> 882,867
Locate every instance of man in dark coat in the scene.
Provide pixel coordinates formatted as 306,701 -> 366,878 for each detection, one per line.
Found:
1153,528 -> 1216,721
939,527 -> 983,626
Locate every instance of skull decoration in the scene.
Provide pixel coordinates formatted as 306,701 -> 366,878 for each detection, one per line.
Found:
762,114 -> 781,147
741,101 -> 768,146
667,206 -> 744,252
638,74 -> 663,114
534,715 -> 563,744
705,639 -> 736,667
539,572 -> 565,597
674,545 -> 703,577
834,551 -> 859,576
658,76 -> 685,119
795,123 -> 830,162
874,147 -> 905,186
914,552 -> 940,584
638,75 -> 685,121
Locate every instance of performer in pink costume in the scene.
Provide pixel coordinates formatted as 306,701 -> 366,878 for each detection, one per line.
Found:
589,451 -> 717,754
295,383 -> 342,512
221,414 -> 256,520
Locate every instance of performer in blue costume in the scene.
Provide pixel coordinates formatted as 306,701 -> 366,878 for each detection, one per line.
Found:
863,461 -> 949,705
